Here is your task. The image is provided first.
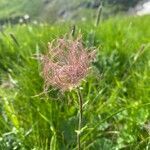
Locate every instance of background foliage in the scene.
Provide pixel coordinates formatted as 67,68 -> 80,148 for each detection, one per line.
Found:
0,15 -> 150,149
0,0 -> 150,149
0,0 -> 145,24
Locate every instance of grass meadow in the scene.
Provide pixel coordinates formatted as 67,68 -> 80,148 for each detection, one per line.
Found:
0,15 -> 150,149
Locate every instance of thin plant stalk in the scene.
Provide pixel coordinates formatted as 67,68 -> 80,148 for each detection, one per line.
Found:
76,88 -> 83,150
95,1 -> 103,27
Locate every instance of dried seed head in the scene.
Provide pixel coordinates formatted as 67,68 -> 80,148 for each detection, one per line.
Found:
42,35 -> 96,91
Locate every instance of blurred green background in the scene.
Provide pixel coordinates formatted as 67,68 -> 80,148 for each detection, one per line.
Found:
0,0 -> 150,150
0,0 -> 147,24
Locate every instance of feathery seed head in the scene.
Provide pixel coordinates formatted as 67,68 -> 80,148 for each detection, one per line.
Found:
42,35 -> 95,91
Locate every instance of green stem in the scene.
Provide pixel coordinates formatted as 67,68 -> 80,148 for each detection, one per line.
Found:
95,2 -> 103,27
77,89 -> 83,150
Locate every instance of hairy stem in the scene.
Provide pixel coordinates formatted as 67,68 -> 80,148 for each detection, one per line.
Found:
77,89 -> 83,150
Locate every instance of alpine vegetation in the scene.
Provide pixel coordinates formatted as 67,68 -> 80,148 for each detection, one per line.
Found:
41,35 -> 96,150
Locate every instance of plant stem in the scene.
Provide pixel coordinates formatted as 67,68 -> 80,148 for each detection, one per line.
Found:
95,2 -> 103,27
77,89 -> 83,150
